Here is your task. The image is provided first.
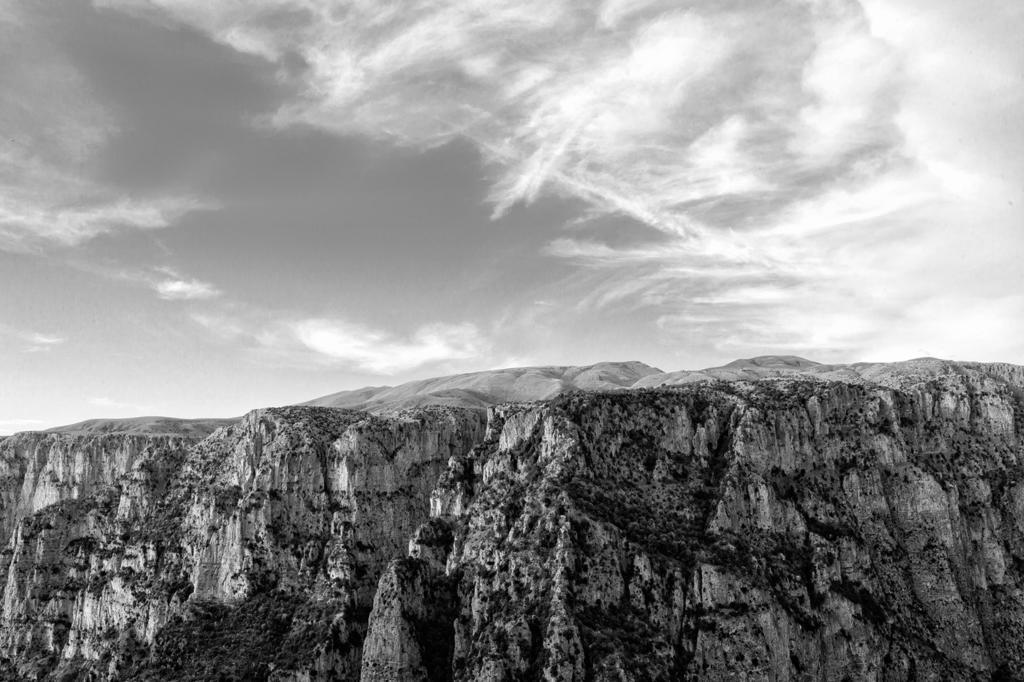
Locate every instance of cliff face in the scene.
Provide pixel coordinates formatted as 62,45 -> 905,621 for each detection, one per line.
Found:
2,360 -> 1024,680
0,433 -> 195,550
364,364 -> 1024,681
0,430 -> 202,679
0,406 -> 484,680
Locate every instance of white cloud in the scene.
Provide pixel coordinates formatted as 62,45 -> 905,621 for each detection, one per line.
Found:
22,332 -> 66,352
85,264 -> 223,301
189,309 -> 488,374
94,0 -> 839,234
293,319 -> 484,373
100,0 -> 1024,363
154,277 -> 221,301
0,325 -> 67,353
0,195 -> 211,253
92,0 -> 907,236
790,5 -> 899,162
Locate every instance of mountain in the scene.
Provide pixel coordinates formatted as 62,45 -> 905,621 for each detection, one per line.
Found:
44,416 -> 238,438
1,357 -> 1023,679
17,356 -> 992,436
301,360 -> 663,412
302,356 -> 1001,412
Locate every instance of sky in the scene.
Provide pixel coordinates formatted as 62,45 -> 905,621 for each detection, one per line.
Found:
0,0 -> 1021,432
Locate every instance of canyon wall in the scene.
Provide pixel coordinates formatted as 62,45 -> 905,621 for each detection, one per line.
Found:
363,364 -> 1024,681
0,407 -> 484,680
1,359 -> 1023,680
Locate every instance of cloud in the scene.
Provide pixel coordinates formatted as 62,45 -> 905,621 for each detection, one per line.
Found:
95,0 -> 891,230
0,325 -> 67,353
293,319 -> 484,373
82,264 -> 223,301
100,0 -> 1024,363
0,194 -> 211,253
153,276 -> 222,301
22,332 -> 67,352
0,4 -> 211,254
190,310 -> 488,374
89,3 -> 907,245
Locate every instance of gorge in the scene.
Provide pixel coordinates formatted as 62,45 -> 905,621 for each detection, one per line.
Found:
1,357 -> 1022,680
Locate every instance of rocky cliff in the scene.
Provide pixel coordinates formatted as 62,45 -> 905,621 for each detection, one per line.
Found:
2,359 -> 1024,680
362,361 -> 1024,681
0,406 -> 484,680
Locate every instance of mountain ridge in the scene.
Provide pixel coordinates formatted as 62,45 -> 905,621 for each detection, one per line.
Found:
10,356 -> 1024,436
304,354 -> 1024,410
42,416 -> 238,438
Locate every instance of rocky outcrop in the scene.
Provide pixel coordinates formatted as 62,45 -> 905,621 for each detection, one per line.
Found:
0,406 -> 484,680
0,431 -> 199,679
0,433 -> 194,549
365,362 -> 1024,680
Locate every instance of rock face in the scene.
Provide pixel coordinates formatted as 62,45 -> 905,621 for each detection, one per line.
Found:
0,406 -> 484,680
0,432 -> 196,556
363,361 -> 1024,681
2,359 -> 1024,680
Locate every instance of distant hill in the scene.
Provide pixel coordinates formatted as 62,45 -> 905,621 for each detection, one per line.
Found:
302,355 -> 1024,413
12,356 -> 1021,439
630,355 -> 987,388
44,416 -> 238,438
632,354 -> 825,386
301,361 -> 663,412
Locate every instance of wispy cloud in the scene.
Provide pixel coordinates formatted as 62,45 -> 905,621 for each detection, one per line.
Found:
99,0 -> 1024,362
0,325 -> 67,353
22,332 -> 67,353
0,195 -> 212,254
0,4 -> 211,254
190,309 -> 487,374
80,264 -> 223,301
96,0 -> 897,233
293,318 -> 484,373
151,271 -> 222,300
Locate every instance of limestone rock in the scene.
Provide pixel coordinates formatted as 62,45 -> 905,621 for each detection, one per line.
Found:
0,406 -> 483,679
363,364 -> 1024,681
